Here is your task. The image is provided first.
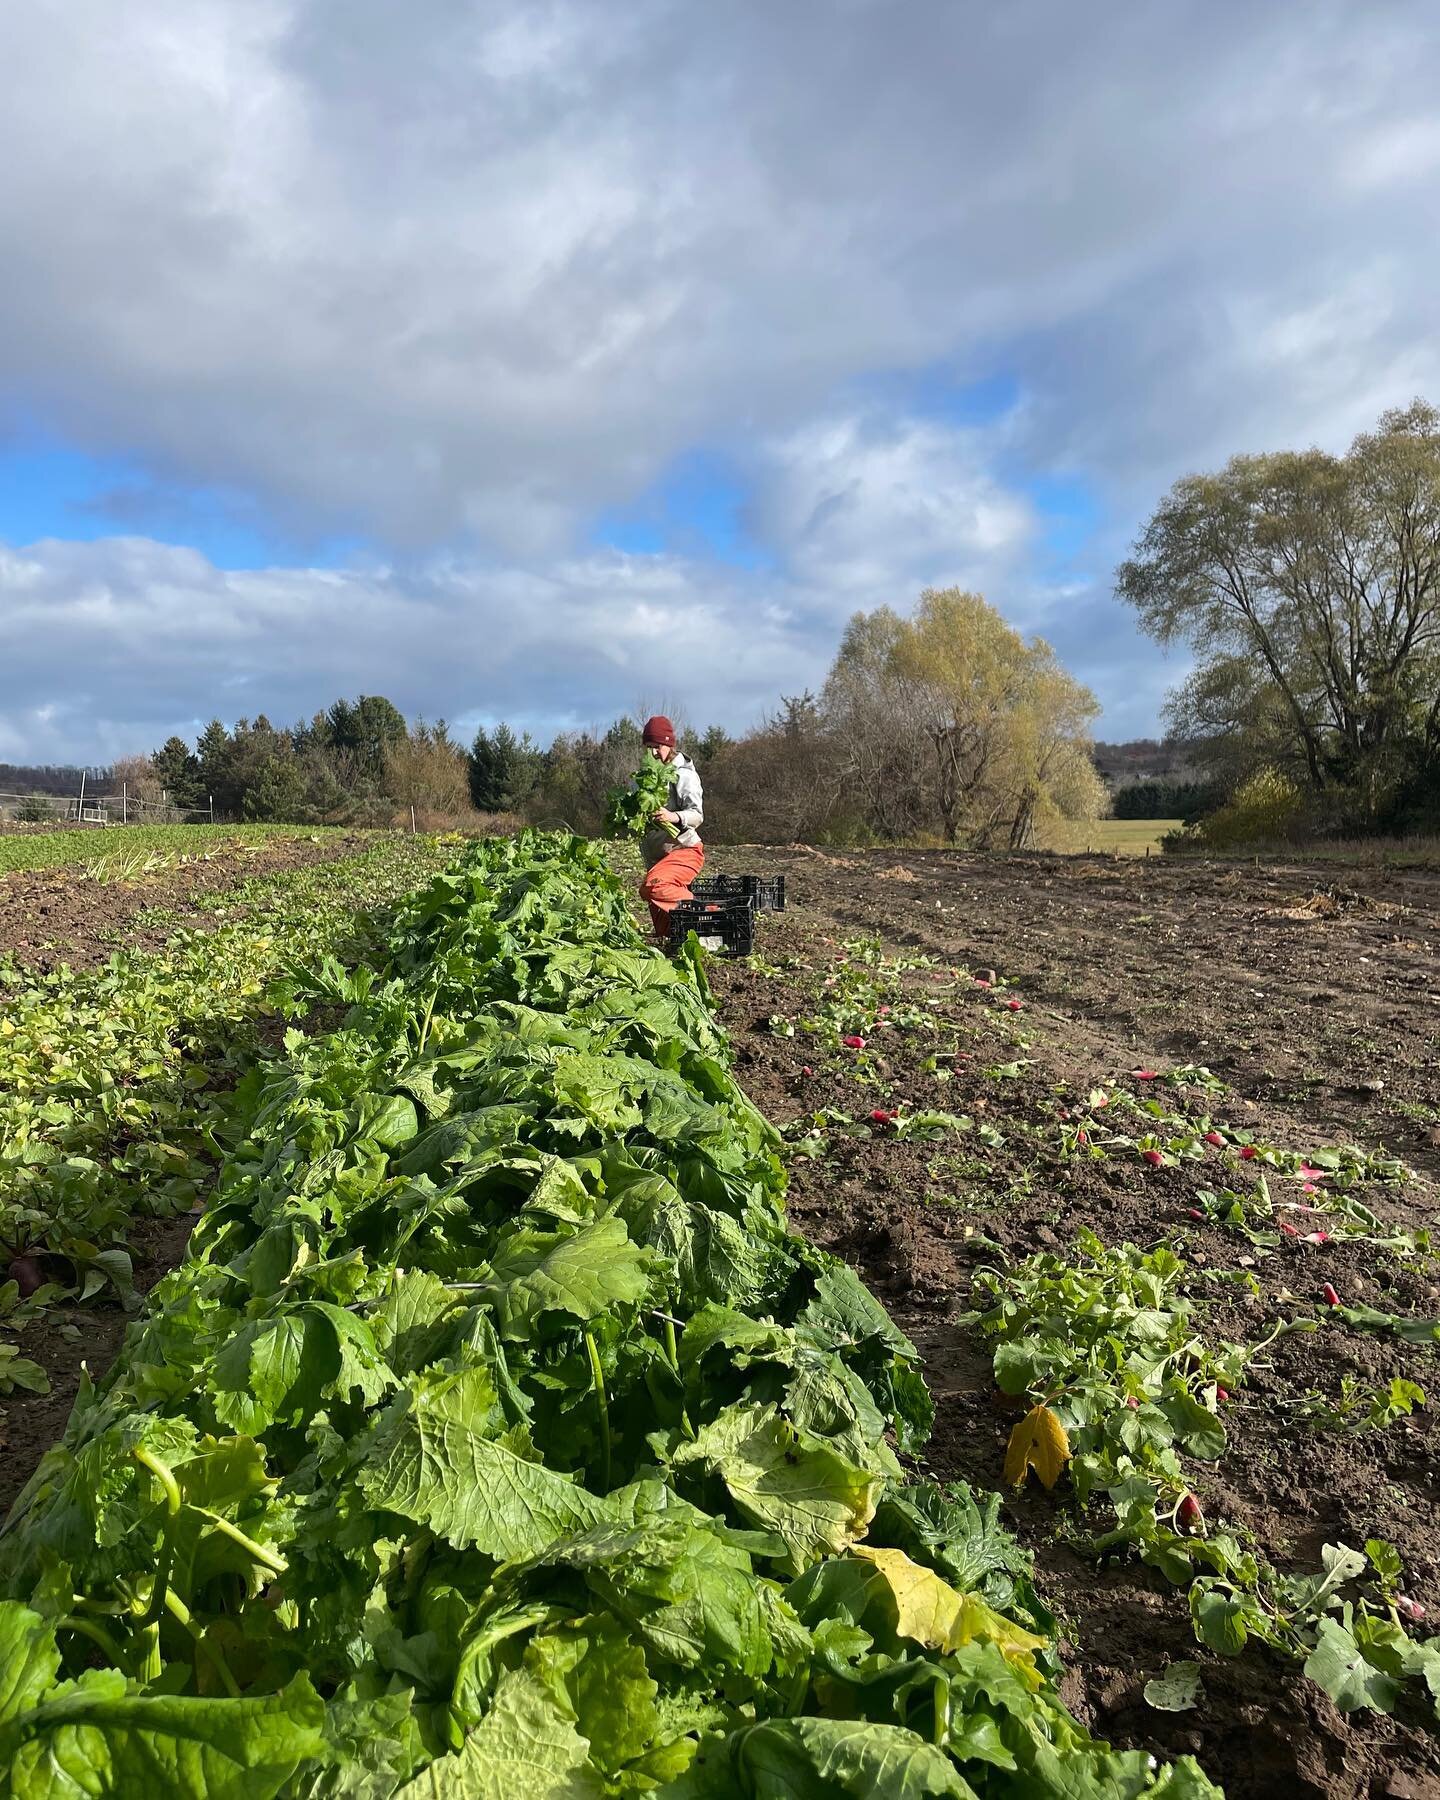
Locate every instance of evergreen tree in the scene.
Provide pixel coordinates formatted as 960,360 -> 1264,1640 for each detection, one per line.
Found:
150,736 -> 203,810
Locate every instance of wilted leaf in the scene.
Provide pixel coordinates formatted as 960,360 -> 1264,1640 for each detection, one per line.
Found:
1305,1618 -> 1401,1714
849,1545 -> 1046,1682
1003,1404 -> 1070,1490
1144,1662 -> 1204,1712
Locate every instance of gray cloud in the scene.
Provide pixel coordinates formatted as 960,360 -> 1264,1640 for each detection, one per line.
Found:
2,0 -> 1438,754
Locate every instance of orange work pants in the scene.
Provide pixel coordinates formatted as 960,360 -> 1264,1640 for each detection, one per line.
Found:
640,844 -> 705,939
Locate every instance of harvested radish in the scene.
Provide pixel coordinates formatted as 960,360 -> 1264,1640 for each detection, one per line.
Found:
1005,998 -> 1023,1012
1306,1231 -> 1331,1245
1215,1387 -> 1229,1402
1142,1148 -> 1164,1166
1279,1221 -> 1300,1237
1397,1595 -> 1427,1624
1076,1129 -> 1088,1147
1203,1131 -> 1224,1147
869,1109 -> 895,1125
1322,1283 -> 1340,1306
801,1066 -> 813,1077
1239,1145 -> 1258,1161
1133,1069 -> 1159,1081
1177,1492 -> 1204,1532
1187,1207 -> 1204,1220
8,1254 -> 43,1298
842,1035 -> 866,1050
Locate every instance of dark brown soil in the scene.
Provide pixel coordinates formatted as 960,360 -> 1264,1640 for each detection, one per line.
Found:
1,1215 -> 194,1514
705,845 -> 1440,1800
0,831 -> 383,973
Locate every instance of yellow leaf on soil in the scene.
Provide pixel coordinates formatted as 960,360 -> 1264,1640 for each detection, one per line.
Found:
850,1545 -> 1047,1684
1003,1403 -> 1071,1490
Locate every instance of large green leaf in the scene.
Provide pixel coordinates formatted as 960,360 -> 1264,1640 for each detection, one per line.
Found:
0,1605 -> 62,1727
659,1716 -> 975,1798
1304,1619 -> 1402,1714
480,1218 -> 657,1340
1,1665 -> 325,1800
671,1403 -> 881,1575
395,1668 -> 603,1798
358,1368 -> 609,1557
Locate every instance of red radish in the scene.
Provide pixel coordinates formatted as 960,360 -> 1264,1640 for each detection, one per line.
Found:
1322,1283 -> 1340,1307
869,1109 -> 895,1125
1297,1163 -> 1326,1181
842,1035 -> 866,1049
1142,1148 -> 1164,1166
1215,1387 -> 1229,1402
1125,1394 -> 1139,1409
1203,1131 -> 1224,1147
1397,1596 -> 1427,1624
1058,1107 -> 1071,1121
1279,1221 -> 1300,1237
1306,1231 -> 1331,1245
1133,1069 -> 1159,1081
1187,1207 -> 1204,1220
973,978 -> 991,989
1093,1093 -> 1110,1108
878,1004 -> 892,1017
801,1066 -> 813,1077
1076,1129 -> 1088,1147
8,1254 -> 43,1298
1239,1145 -> 1258,1161
1005,998 -> 1023,1012
1177,1492 -> 1204,1532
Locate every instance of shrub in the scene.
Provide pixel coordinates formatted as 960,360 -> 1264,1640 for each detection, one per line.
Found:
1168,767 -> 1306,851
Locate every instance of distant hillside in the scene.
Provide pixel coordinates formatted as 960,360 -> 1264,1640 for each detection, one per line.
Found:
1091,739 -> 1202,789
0,762 -> 113,798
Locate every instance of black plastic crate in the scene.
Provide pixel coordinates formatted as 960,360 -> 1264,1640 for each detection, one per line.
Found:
690,872 -> 787,913
669,898 -> 755,956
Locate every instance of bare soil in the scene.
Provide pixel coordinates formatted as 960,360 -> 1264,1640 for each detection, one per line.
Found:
705,845 -> 1440,1800
0,831 -> 383,973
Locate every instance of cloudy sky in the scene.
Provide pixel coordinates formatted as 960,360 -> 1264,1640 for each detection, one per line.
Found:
3,0 -> 1439,763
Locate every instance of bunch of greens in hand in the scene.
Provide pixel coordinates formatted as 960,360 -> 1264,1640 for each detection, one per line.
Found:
604,755 -> 679,841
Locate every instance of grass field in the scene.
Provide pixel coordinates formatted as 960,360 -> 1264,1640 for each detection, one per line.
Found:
0,821 -> 343,876
1033,816 -> 1180,855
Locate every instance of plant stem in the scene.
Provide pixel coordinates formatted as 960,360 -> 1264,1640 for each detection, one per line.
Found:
133,1446 -> 181,1628
416,983 -> 441,1053
584,1329 -> 611,1491
57,1615 -> 126,1664
203,1511 -> 288,1576
162,1590 -> 241,1697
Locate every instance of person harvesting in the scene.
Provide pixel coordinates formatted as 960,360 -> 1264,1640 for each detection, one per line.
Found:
634,715 -> 704,941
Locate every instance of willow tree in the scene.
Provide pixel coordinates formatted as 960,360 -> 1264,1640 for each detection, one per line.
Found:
1117,400 -> 1440,822
823,588 -> 1104,846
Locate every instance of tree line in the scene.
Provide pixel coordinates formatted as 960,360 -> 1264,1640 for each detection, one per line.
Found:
136,588 -> 1109,844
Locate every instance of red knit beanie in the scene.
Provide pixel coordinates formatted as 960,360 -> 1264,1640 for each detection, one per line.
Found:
642,715 -> 676,747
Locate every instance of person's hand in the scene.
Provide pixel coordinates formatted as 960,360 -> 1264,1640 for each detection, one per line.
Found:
653,808 -> 679,825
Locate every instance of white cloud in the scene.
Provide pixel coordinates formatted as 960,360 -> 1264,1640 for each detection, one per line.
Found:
757,414 -> 1035,599
2,0 -> 1439,749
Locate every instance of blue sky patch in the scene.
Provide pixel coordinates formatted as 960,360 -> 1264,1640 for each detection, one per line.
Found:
592,448 -> 774,570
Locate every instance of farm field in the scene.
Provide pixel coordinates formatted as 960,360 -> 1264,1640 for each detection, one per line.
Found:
1032,818 -> 1182,856
0,833 -> 1436,1795
0,832 -> 455,1514
703,844 -> 1440,1798
0,824 -> 411,973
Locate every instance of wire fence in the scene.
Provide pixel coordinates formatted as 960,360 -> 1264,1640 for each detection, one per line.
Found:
0,784 -> 216,827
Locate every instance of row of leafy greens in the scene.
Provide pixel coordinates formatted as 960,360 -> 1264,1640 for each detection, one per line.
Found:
0,832 -> 1222,1797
